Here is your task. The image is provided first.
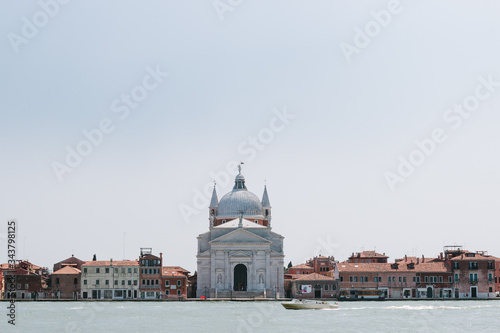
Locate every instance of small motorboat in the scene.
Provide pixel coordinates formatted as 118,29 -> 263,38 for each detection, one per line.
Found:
281,299 -> 338,310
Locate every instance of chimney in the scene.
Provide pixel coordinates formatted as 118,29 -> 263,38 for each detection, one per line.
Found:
160,252 -> 163,266
440,252 -> 443,260
404,255 -> 407,262
110,258 -> 113,266
421,255 -> 425,263
417,257 -> 419,264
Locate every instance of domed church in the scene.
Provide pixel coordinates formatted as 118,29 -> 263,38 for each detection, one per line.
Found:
196,164 -> 285,298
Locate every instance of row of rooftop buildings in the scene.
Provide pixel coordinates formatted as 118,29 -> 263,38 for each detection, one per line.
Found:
283,246 -> 500,300
2,245 -> 500,300
0,248 -> 191,300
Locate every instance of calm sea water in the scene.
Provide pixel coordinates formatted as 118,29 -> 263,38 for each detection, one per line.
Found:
2,300 -> 500,333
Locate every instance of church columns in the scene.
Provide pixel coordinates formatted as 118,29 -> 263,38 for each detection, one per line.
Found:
224,250 -> 229,290
251,250 -> 257,291
210,250 -> 216,289
265,250 -> 271,289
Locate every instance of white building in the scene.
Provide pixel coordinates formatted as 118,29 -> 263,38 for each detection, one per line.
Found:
81,260 -> 140,299
196,165 -> 285,298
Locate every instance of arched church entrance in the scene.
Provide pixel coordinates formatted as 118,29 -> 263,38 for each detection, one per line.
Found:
234,264 -> 247,291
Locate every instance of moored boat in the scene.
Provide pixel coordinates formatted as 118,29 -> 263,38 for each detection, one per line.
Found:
281,299 -> 338,310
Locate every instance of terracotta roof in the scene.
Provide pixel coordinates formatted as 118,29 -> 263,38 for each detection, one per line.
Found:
289,264 -> 314,270
338,262 -> 451,273
163,266 -> 190,273
284,274 -> 302,280
450,251 -> 497,261
294,273 -> 335,281
350,251 -> 388,259
82,260 -> 139,267
52,266 -> 81,275
162,266 -> 190,276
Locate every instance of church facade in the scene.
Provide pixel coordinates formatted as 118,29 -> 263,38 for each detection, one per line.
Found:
196,165 -> 285,298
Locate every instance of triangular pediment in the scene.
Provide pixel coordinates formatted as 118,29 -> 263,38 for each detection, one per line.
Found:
210,229 -> 271,244
229,250 -> 252,257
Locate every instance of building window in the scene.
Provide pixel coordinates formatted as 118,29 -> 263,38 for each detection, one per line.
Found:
360,276 -> 364,282
115,268 -> 118,273
177,290 -> 181,296
165,280 -> 170,287
490,287 -> 493,292
128,268 -> 132,274
166,290 -> 169,295
96,280 -> 100,285
128,280 -> 132,286
105,280 -> 109,285
379,277 -> 382,282
177,280 -> 181,287
349,276 -> 353,282
74,278 -> 78,285
403,277 -> 406,283
487,262 -> 494,270
374,277 -> 378,282
134,280 -> 138,286
353,276 -> 358,282
439,276 -> 443,283
121,268 -> 125,274
84,280 -> 87,285
392,277 -> 395,282
56,278 -> 60,285
83,268 -> 87,274
398,277 -> 402,283
448,276 -> 452,283
488,273 -> 493,282
96,268 -> 100,274
469,262 -> 478,270
412,277 -> 416,282
105,268 -> 109,274
122,280 -> 125,286
416,276 -> 420,283
115,280 -> 118,285
134,268 -> 138,273
453,262 -> 459,270
325,285 -> 329,291
340,276 -> 344,282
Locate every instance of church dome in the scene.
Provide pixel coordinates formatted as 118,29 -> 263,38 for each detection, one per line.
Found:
217,190 -> 264,218
216,165 -> 264,218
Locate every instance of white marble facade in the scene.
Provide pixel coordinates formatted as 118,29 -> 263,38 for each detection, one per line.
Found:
196,167 -> 284,298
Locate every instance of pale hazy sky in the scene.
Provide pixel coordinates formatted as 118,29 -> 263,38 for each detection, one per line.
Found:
1,0 -> 500,273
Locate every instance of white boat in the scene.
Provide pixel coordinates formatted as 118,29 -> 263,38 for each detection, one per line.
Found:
281,299 -> 339,310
